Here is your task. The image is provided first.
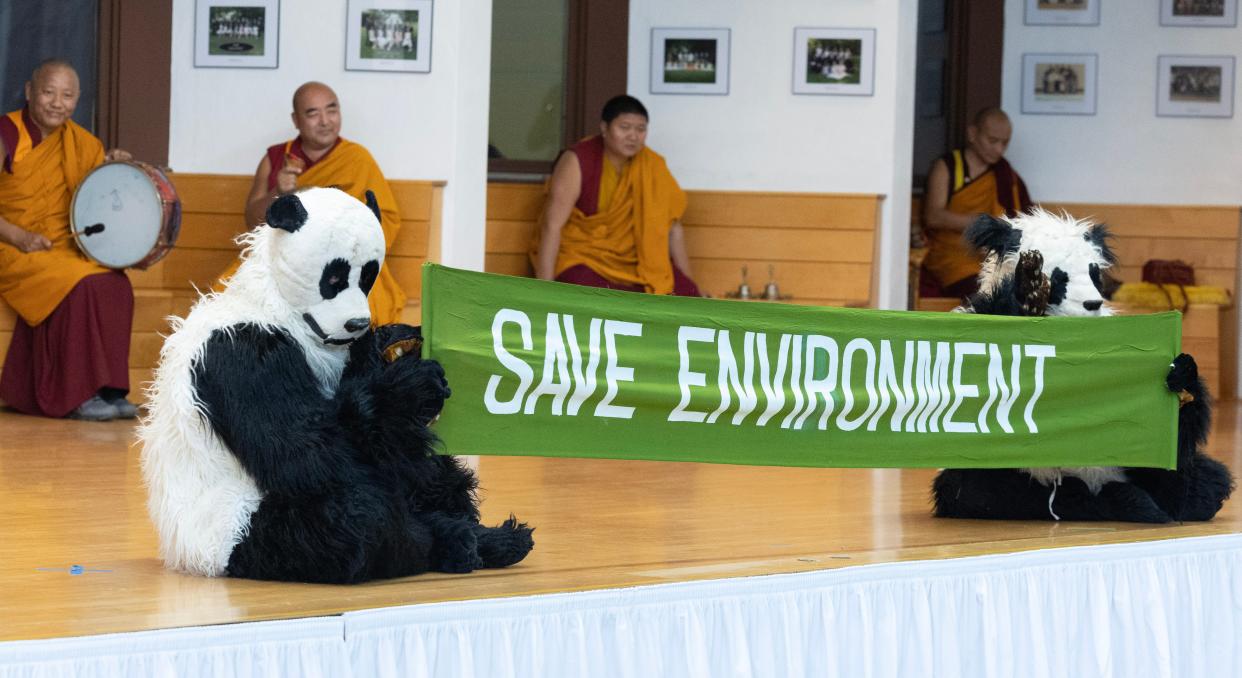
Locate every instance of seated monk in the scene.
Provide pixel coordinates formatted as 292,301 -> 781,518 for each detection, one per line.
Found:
532,95 -> 701,296
220,81 -> 405,324
0,59 -> 137,420
922,107 -> 1033,298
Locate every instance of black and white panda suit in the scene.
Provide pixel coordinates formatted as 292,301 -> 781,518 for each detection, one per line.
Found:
932,208 -> 1234,523
140,187 -> 533,583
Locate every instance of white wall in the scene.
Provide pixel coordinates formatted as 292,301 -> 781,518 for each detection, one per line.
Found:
627,0 -> 919,310
1002,0 -> 1242,205
168,0 -> 492,270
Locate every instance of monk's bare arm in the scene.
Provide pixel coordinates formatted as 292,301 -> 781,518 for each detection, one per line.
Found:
244,155 -> 277,227
0,136 -> 51,252
922,159 -> 975,232
668,220 -> 694,279
534,152 -> 581,281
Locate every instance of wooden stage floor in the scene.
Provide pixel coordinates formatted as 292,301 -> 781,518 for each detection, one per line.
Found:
3,403 -> 1242,643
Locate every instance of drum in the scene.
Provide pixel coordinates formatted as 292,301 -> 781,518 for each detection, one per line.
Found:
70,160 -> 181,270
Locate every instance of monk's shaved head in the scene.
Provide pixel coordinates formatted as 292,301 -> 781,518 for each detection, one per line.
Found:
292,81 -> 337,114
290,81 -> 342,152
971,106 -> 1010,129
25,58 -> 81,134
29,59 -> 79,90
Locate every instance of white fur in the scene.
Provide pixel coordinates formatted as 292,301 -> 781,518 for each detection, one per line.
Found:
139,188 -> 385,576
979,207 -> 1114,318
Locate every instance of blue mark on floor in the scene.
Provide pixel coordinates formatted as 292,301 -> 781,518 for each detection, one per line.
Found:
36,564 -> 113,576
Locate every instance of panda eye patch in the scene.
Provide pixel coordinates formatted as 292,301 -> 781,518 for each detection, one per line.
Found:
359,260 -> 380,295
1089,263 -> 1103,293
319,258 -> 351,299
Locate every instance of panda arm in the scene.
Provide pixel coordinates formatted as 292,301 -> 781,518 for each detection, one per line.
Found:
192,324 -> 363,495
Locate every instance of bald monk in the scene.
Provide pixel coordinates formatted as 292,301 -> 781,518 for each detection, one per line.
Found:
922,107 -> 1033,298
0,59 -> 137,420
226,81 -> 405,324
532,95 -> 701,296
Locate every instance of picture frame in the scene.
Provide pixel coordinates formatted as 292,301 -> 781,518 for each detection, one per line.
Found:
194,0 -> 279,69
792,27 -> 876,96
1021,53 -> 1098,115
345,0 -> 433,73
1156,55 -> 1235,118
649,28 -> 730,95
1024,0 -> 1101,26
1160,0 -> 1238,27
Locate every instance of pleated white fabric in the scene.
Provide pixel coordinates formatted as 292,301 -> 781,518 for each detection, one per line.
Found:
3,535 -> 1240,677
0,616 -> 347,678
344,534 -> 1242,678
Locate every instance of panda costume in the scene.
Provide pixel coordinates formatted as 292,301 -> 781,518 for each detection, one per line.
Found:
139,187 -> 533,583
932,208 -> 1234,523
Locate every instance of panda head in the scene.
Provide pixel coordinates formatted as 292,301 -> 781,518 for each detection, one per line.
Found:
264,187 -> 385,345
968,207 -> 1116,317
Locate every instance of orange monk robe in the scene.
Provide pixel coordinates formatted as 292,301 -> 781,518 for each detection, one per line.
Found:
0,112 -> 109,326
533,145 -> 687,295
924,151 -> 1030,289
220,138 -> 406,324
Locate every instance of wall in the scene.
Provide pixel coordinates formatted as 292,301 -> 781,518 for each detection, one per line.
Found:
626,0 -> 919,310
167,0 -> 492,270
1002,0 -> 1242,205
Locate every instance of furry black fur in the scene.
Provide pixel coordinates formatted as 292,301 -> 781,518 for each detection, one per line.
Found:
193,323 -> 534,583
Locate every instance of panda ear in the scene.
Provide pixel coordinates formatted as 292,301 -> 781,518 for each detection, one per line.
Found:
364,190 -> 381,224
266,194 -> 308,233
964,214 -> 1021,256
1085,223 -> 1118,265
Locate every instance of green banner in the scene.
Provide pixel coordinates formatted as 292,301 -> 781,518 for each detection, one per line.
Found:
422,264 -> 1180,469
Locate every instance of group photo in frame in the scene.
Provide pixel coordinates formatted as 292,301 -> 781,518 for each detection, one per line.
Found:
649,28 -> 730,95
1021,52 -> 1098,115
194,0 -> 279,69
792,27 -> 876,96
1024,0 -> 1101,26
345,0 -> 433,73
1160,0 -> 1238,27
1156,55 -> 1235,118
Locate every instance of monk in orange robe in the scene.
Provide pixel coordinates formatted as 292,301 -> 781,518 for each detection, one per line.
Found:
0,60 -> 137,420
532,95 -> 701,296
922,107 -> 1033,298
223,81 -> 405,324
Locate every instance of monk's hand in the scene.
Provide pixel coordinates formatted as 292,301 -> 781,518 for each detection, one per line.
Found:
275,155 -> 305,195
13,229 -> 52,253
105,148 -> 133,162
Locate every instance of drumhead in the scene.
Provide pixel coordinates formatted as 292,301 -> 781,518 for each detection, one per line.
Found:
71,162 -> 164,269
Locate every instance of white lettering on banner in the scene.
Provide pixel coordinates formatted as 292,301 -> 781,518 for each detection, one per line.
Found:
481,310 -> 1056,433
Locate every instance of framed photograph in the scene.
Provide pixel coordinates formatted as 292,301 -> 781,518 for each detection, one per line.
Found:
1156,55 -> 1235,117
792,27 -> 876,96
1160,0 -> 1238,26
1024,0 -> 1101,26
1021,53 -> 1098,115
345,0 -> 433,73
194,0 -> 279,69
650,28 -> 730,95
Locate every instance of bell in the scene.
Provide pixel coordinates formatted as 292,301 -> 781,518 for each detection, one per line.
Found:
764,265 -> 781,300
736,265 -> 751,299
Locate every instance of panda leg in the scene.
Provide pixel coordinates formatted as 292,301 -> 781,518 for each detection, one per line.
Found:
226,485 -> 431,583
933,468 -> 1064,520
933,469 -> 1174,522
1127,455 -> 1235,522
473,517 -> 535,569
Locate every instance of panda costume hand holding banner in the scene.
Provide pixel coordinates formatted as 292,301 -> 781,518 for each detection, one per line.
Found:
139,187 -> 533,583
933,208 -> 1235,523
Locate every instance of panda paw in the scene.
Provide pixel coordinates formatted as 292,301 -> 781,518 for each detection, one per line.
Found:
1014,250 -> 1051,316
1166,353 -> 1200,395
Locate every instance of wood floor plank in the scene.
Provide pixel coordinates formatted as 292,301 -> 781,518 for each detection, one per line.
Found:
2,401 -> 1240,641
